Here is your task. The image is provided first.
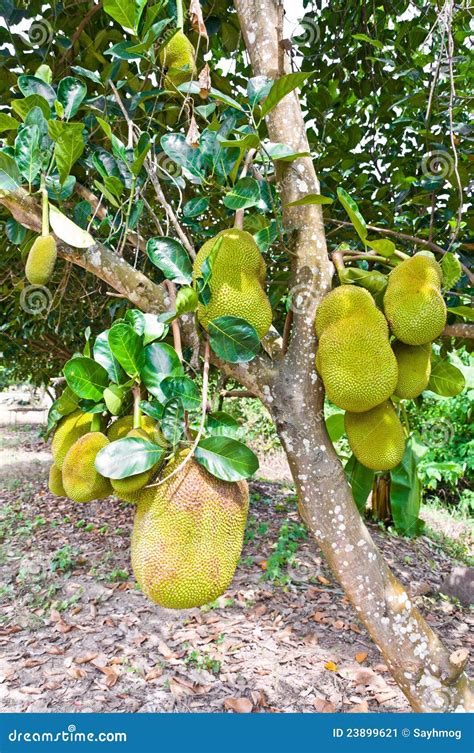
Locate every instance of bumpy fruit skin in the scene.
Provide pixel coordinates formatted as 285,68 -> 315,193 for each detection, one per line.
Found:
107,415 -> 156,442
62,432 -> 112,503
25,235 -> 57,285
315,285 -> 376,338
51,410 -> 91,470
48,464 -> 65,496
345,401 -> 406,471
383,253 -> 446,345
130,453 -> 249,609
317,310 -> 398,412
393,341 -> 431,399
193,229 -> 272,339
159,30 -> 196,89
111,429 -> 159,496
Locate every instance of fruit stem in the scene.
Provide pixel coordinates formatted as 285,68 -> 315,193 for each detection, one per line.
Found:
41,175 -> 49,238
176,0 -> 184,30
133,385 -> 142,429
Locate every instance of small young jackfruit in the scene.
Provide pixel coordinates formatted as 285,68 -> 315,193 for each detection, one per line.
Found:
25,235 -> 57,286
159,30 -> 196,90
383,253 -> 446,345
51,410 -> 92,470
48,464 -> 65,496
316,309 -> 398,412
111,428 -> 159,496
392,341 -> 431,399
62,432 -> 112,503
315,285 -> 376,338
107,415 -> 157,442
130,452 -> 249,609
193,229 -> 272,339
345,401 -> 406,471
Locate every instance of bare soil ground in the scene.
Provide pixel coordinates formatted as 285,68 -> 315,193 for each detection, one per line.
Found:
0,425 -> 472,714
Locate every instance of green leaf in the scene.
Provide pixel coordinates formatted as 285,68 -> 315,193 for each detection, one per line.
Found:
5,217 -> 26,244
325,412 -> 345,442
49,122 -> 85,184
441,253 -> 463,289
160,376 -> 200,411
427,360 -> 465,397
263,142 -> 309,161
0,114 -> 20,132
71,66 -> 102,86
142,342 -> 184,398
161,398 -> 185,448
254,220 -> 278,252
49,205 -> 94,248
337,187 -> 367,241
205,412 -> 240,438
183,197 -> 209,217
95,437 -> 164,479
160,133 -> 204,180
57,77 -> 87,119
103,0 -> 148,32
195,436 -> 259,481
0,152 -> 21,191
142,314 -> 166,345
208,316 -> 261,363
223,176 -> 261,210
108,323 -> 144,378
390,438 -> 424,537
176,286 -> 198,315
352,33 -> 384,49
131,132 -> 150,176
146,236 -> 193,284
366,238 -> 396,256
12,95 -> 50,121
344,455 -> 374,514
139,400 -> 164,422
55,386 -> 80,415
285,193 -> 333,207
93,330 -> 126,383
15,124 -> 41,183
17,76 -> 56,106
195,236 -> 223,306
447,305 -> 474,322
338,268 -> 388,296
103,384 -> 125,415
176,82 -> 245,111
63,356 -> 109,401
260,71 -> 315,118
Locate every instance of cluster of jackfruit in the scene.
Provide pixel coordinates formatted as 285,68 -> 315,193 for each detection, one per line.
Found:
193,228 -> 272,340
315,253 -> 445,471
159,30 -> 196,91
25,235 -> 57,286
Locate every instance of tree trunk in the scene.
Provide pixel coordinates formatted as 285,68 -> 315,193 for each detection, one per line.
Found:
372,475 -> 391,523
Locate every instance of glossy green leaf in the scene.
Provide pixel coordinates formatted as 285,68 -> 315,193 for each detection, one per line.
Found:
195,436 -> 259,481
160,376 -> 201,411
15,124 -> 41,183
337,187 -> 367,241
141,342 -> 184,398
366,238 -> 396,256
263,142 -> 309,161
131,132 -> 150,176
57,77 -> 87,119
205,411 -> 241,438
441,253 -> 462,289
208,316 -> 261,363
103,384 -> 125,415
93,330 -> 126,383
12,95 -> 50,121
390,438 -> 424,537
0,152 -> 21,191
338,268 -> 388,296
5,217 -> 26,244
344,455 -> 374,514
139,400 -> 164,422
103,0 -> 148,32
176,286 -> 198,315
352,33 -> 384,49
326,412 -> 345,442
447,305 -> 474,321
48,122 -> 85,184
0,113 -> 20,132
260,71 -> 315,117
17,76 -> 56,105
176,82 -> 245,111
146,236 -> 193,284
183,197 -> 209,217
95,437 -> 164,479
161,397 -> 185,448
223,177 -> 261,210
49,205 -> 94,248
108,323 -> 144,378
63,356 -> 109,401
427,360 -> 466,396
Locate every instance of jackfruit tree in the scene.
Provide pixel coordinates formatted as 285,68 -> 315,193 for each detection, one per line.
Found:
0,0 -> 472,712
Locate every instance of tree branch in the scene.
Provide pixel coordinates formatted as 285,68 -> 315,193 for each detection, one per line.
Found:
443,323 -> 474,338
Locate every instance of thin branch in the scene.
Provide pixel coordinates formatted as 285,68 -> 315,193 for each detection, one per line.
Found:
442,323 -> 474,338
234,148 -> 256,229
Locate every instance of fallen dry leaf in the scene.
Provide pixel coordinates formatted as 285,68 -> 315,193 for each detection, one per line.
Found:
68,667 -> 87,680
348,700 -> 369,712
317,575 -> 331,585
314,697 -> 336,713
198,64 -> 211,99
145,667 -> 163,682
355,652 -> 368,664
224,697 -> 253,713
20,686 -> 42,695
324,661 -> 338,672
75,653 -> 98,665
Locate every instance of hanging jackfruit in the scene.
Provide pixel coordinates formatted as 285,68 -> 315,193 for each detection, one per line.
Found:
51,410 -> 92,470
62,432 -> 112,503
315,285 -> 376,338
107,414 -> 157,442
130,452 -> 249,609
392,341 -> 431,399
316,308 -> 398,412
159,30 -> 196,90
25,235 -> 57,286
345,401 -> 406,471
48,463 -> 65,496
383,252 -> 446,345
193,229 -> 272,339
111,428 -> 160,496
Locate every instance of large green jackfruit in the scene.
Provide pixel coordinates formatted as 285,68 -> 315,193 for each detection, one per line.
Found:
345,401 -> 406,471
130,452 -> 249,609
393,341 -> 431,399
62,432 -> 112,503
48,463 -> 65,496
193,229 -> 272,339
107,414 -> 157,442
51,410 -> 92,469
25,235 -> 57,285
159,30 -> 196,89
315,285 -> 376,338
111,428 -> 159,496
383,253 -> 446,345
316,309 -> 398,412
